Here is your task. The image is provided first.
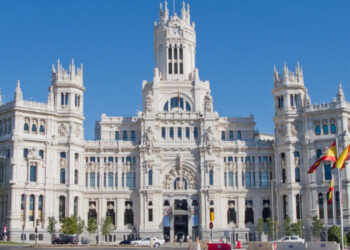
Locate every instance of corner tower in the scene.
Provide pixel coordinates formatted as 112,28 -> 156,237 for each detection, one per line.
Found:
154,1 -> 196,81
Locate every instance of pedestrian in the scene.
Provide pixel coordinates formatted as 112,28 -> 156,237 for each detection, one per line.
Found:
195,236 -> 201,250
180,236 -> 183,245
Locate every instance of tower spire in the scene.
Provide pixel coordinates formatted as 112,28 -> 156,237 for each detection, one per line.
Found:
14,80 -> 23,101
336,82 -> 345,103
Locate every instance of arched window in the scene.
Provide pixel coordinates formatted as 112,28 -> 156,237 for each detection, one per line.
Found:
164,97 -> 191,112
209,170 -> 214,185
262,200 -> 271,222
108,172 -> 113,187
122,131 -> 128,141
21,194 -> 25,221
168,45 -> 172,59
115,131 -> 119,140
315,125 -> 321,135
60,168 -> 66,184
38,195 -> 43,222
178,127 -> 182,138
229,131 -> 233,141
186,127 -> 190,138
59,196 -> 65,222
106,201 -> 116,225
193,127 -> 198,139
161,127 -> 166,138
170,127 -> 174,138
163,101 -> 169,111
124,207 -> 134,225
29,195 -> 35,221
227,201 -> 236,224
295,168 -> 300,182
24,123 -> 29,132
323,124 -> 329,134
74,170 -> 78,185
39,125 -> 45,133
131,131 -> 135,141
148,170 -> 153,186
221,131 -> 225,141
245,172 -> 251,186
237,131 -> 242,140
245,200 -> 254,224
74,197 -> 78,217
318,193 -> 324,220
186,102 -> 191,111
331,124 -> 337,134
31,124 -> 37,132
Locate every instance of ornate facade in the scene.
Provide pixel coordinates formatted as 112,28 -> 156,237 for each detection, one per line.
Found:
0,1 -> 349,244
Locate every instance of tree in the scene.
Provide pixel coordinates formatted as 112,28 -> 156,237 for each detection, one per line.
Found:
102,216 -> 115,236
328,225 -> 347,247
346,231 -> 350,246
312,216 -> 323,237
76,217 -> 85,235
87,217 -> 97,234
61,216 -> 78,235
47,216 -> 58,244
266,218 -> 274,239
283,216 -> 292,236
257,218 -> 264,240
291,221 -> 302,237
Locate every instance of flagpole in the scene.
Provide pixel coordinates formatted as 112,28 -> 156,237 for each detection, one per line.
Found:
335,136 -> 344,250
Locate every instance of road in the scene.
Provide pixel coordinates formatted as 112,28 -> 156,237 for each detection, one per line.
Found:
0,246 -> 187,250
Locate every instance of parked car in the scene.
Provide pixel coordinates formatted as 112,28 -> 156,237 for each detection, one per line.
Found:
119,239 -> 132,245
275,236 -> 305,243
131,237 -> 165,247
52,235 -> 78,244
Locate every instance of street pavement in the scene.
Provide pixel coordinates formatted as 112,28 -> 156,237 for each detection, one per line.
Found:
0,246 -> 188,250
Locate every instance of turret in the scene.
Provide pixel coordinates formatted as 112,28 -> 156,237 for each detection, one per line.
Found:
336,82 -> 345,103
154,1 -> 196,81
14,80 -> 23,103
51,59 -> 85,115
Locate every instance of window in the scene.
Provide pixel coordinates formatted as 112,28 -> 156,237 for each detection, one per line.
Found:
23,148 -> 28,158
318,193 -> 324,219
290,94 -> 294,106
224,172 -> 227,186
163,101 -> 169,111
97,172 -> 100,187
30,165 -> 37,182
103,173 -> 107,187
209,170 -> 213,185
194,127 -> 198,139
74,197 -> 78,217
174,46 -> 178,59
123,131 -> 128,141
90,172 -> 95,187
162,127 -> 166,138
115,131 -> 119,140
168,63 -> 172,74
60,152 -> 66,158
65,93 -> 69,105
245,172 -> 251,186
24,123 -> 29,132
168,46 -> 172,59
295,168 -> 300,182
39,125 -> 44,133
38,195 -> 43,221
60,168 -> 65,184
39,150 -> 44,159
115,172 -> 118,187
178,127 -> 182,138
148,170 -> 153,186
174,62 -> 178,74
131,131 -> 135,141
29,195 -> 34,221
245,200 -> 254,224
148,208 -> 153,221
31,124 -> 37,132
228,172 -> 234,186
170,127 -> 174,138
331,124 -> 337,134
262,172 -> 269,186
61,93 -> 64,105
186,102 -> 191,111
323,124 -> 329,134
186,127 -> 190,138
237,131 -> 241,140
85,173 -> 88,187
179,46 -> 183,59
229,131 -> 233,141
74,170 -> 78,184
227,201 -> 236,224
282,169 -> 286,183
59,196 -> 65,222
221,131 -> 225,141
108,172 -> 113,187
315,125 -> 321,135
296,194 -> 302,220
324,164 -> 332,180
316,149 -> 322,159
245,156 -> 250,163
21,194 -> 25,221
180,63 -> 183,74
126,172 -> 132,187
228,156 -> 233,162
133,172 -> 136,188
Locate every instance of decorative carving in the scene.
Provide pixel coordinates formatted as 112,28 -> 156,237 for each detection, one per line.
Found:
277,124 -> 287,137
58,123 -> 68,136
145,94 -> 153,112
291,122 -> 301,136
205,127 -> 215,147
162,163 -> 197,190
143,127 -> 155,151
204,93 -> 213,112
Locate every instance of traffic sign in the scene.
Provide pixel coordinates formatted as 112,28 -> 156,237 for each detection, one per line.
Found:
209,221 -> 213,229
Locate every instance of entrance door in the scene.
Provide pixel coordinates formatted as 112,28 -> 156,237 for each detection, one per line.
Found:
174,215 -> 188,242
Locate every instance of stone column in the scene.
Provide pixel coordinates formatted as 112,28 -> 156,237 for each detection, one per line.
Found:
237,197 -> 245,228
170,210 -> 174,243
116,198 -> 124,230
288,191 -> 297,223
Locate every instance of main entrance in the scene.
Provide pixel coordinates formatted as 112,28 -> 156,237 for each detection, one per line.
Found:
174,215 -> 188,241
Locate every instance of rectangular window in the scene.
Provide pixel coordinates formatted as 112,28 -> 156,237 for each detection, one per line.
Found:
115,131 -> 119,140
295,168 -> 300,182
30,166 -> 36,182
168,63 -> 172,74
221,131 -> 225,141
186,127 -> 190,139
108,172 -> 113,187
229,131 -> 233,140
132,172 -> 136,188
162,127 -> 166,138
194,127 -> 198,138
224,172 -> 227,186
174,48 -> 178,59
60,169 -> 65,184
170,127 -> 174,138
209,170 -> 214,185
90,172 -> 95,187
148,170 -> 153,186
180,63 -> 183,74
324,164 -> 332,180
123,131 -> 128,141
148,208 -> 153,222
178,127 -> 182,138
179,47 -> 183,59
126,172 -> 132,187
168,47 -> 172,59
174,63 -> 178,74
228,172 -> 234,186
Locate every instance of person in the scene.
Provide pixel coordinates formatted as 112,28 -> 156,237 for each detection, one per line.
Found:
180,235 -> 183,245
195,236 -> 201,250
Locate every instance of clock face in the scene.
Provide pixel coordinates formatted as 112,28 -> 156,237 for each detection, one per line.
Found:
172,28 -> 180,36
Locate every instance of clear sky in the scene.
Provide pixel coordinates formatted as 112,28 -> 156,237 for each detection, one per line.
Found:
0,0 -> 349,139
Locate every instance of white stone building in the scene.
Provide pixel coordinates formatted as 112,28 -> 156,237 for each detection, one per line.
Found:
0,1 -> 349,244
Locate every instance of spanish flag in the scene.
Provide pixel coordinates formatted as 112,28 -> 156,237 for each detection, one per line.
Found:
328,178 -> 334,205
333,145 -> 350,170
308,141 -> 337,173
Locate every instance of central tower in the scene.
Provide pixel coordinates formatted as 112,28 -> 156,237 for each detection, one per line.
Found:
154,1 -> 196,81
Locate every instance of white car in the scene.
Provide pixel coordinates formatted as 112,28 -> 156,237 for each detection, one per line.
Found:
131,237 -> 165,248
276,236 -> 305,243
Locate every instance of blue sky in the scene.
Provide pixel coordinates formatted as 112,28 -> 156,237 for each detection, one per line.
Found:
0,0 -> 349,139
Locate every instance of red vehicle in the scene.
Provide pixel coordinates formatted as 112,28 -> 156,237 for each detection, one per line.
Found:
207,243 -> 231,250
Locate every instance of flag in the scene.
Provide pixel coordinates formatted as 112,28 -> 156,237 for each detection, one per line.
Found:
333,145 -> 350,170
328,178 -> 334,205
308,141 -> 337,173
